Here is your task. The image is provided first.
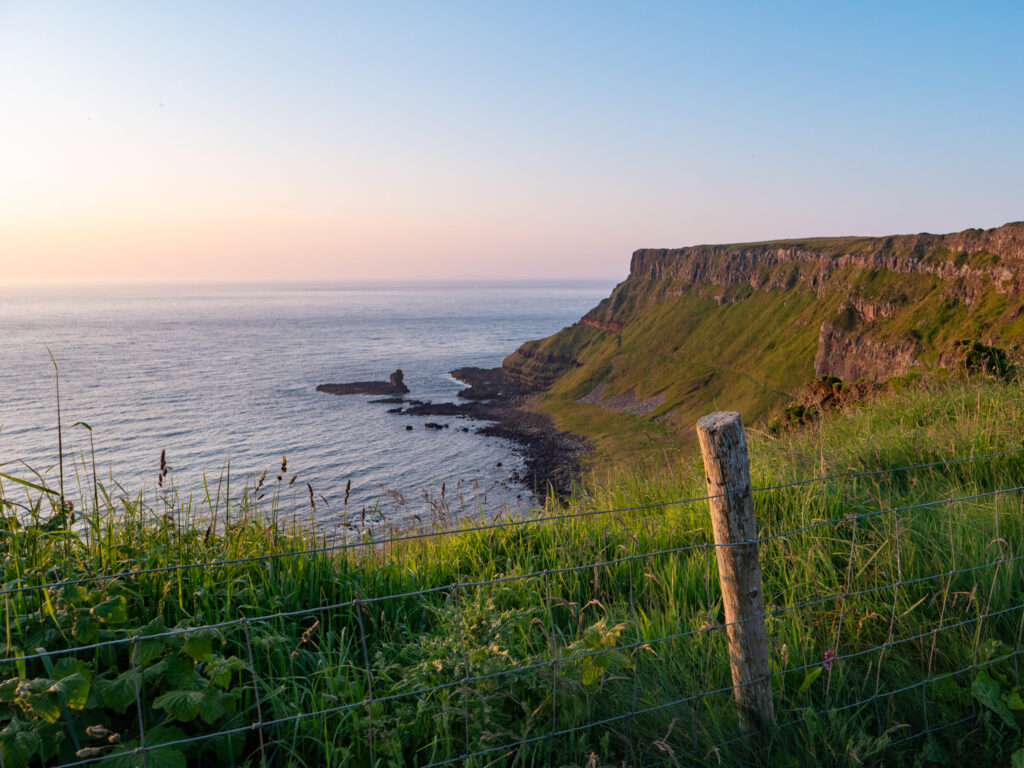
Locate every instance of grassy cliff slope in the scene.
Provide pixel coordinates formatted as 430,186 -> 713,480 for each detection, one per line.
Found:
503,221 -> 1024,474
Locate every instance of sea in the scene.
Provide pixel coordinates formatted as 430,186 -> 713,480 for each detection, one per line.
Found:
0,280 -> 615,531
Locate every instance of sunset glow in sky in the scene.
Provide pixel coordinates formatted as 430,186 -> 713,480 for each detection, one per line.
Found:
2,2 -> 1023,282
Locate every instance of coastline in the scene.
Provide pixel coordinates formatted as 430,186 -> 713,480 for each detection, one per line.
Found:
315,365 -> 588,501
409,367 -> 587,499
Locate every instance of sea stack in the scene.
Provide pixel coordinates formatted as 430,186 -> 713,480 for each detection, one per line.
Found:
317,369 -> 411,396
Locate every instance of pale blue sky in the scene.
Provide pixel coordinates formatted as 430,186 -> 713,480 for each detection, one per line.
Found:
2,1 -> 1022,281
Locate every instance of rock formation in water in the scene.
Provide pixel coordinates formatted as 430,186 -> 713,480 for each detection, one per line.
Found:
317,369 -> 411,396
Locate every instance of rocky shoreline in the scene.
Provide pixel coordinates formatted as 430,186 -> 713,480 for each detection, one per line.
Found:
443,368 -> 588,497
397,368 -> 586,498
317,367 -> 587,499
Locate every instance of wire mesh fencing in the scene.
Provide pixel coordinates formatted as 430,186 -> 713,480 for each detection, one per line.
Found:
1,434 -> 1022,767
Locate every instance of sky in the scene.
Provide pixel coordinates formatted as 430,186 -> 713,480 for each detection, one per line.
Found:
2,1 -> 1023,283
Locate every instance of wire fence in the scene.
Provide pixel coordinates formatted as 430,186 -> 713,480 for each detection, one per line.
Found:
2,439 -> 1023,766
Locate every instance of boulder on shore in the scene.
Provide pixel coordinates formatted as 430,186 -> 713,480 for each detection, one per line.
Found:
317,369 -> 411,396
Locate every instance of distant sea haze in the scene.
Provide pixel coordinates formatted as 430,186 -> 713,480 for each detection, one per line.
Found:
0,281 -> 614,529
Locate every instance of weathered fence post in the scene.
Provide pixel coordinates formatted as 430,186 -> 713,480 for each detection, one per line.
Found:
696,411 -> 774,732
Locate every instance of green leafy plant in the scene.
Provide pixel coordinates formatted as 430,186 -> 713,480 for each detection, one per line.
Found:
972,665 -> 1024,767
565,618 -> 631,686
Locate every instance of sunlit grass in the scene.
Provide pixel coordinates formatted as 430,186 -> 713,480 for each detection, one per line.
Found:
1,374 -> 1023,766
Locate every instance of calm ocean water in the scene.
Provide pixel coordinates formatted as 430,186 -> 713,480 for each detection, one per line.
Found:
0,281 -> 614,529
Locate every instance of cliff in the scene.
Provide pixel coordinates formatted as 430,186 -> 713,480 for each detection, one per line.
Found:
501,221 -> 1024,469
626,226 -> 1024,292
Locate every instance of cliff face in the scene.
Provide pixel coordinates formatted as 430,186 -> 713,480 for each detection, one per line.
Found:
502,222 -> 1024,452
813,323 -> 920,382
626,223 -> 1024,296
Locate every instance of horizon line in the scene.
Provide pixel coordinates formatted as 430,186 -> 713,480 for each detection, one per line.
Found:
0,275 -> 625,289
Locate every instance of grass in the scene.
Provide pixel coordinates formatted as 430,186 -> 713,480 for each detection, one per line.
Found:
2,374 -> 1024,767
529,286 -> 826,470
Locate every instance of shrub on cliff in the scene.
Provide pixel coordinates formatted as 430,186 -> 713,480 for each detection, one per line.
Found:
955,339 -> 1017,381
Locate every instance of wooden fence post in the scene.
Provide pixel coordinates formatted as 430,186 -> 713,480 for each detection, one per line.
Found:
696,411 -> 774,732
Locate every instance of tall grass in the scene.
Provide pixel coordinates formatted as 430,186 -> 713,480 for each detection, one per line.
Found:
1,374 -> 1023,767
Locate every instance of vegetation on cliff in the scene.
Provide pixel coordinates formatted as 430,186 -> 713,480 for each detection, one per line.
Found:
501,222 -> 1024,475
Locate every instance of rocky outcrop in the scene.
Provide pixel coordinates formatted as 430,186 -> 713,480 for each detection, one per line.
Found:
449,367 -> 535,399
500,334 -> 593,390
848,298 -> 896,322
317,369 -> 411,396
503,350 -> 578,388
813,323 -> 919,382
575,317 -> 624,334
